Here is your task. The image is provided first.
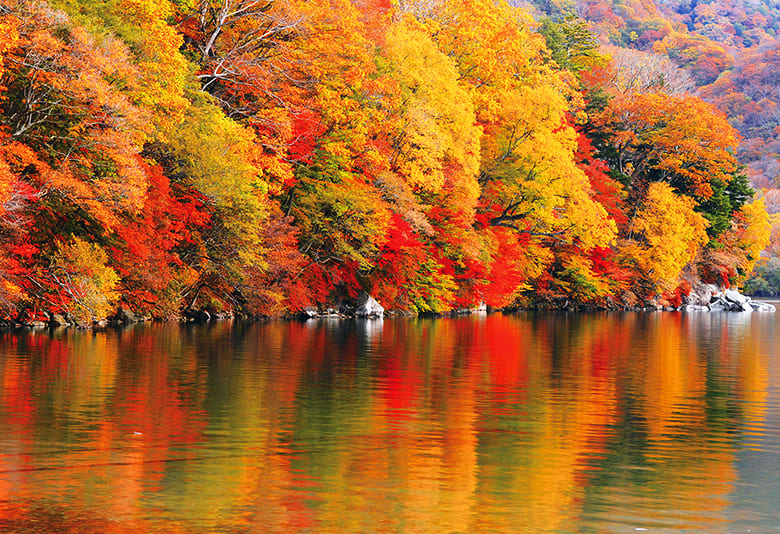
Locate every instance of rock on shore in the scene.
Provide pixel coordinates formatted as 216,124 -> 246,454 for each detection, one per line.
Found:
355,293 -> 385,318
684,283 -> 775,312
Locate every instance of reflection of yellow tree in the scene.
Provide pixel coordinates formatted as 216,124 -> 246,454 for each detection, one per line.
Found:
606,313 -> 756,527
394,319 -> 480,533
726,315 -> 770,447
472,313 -> 622,532
640,314 -> 705,440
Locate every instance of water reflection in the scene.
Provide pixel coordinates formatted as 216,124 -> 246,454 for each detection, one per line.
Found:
0,311 -> 777,532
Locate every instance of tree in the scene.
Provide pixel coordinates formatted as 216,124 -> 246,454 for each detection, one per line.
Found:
594,92 -> 741,203
370,213 -> 457,313
539,14 -> 606,73
599,45 -> 694,95
159,93 -> 276,312
108,162 -> 210,317
700,197 -> 771,287
382,16 -> 481,214
394,0 -> 617,306
423,1 -> 616,241
178,0 -> 306,187
0,1 -> 154,318
293,158 -> 391,269
46,237 -> 120,323
183,0 -> 302,97
621,182 -> 709,294
653,31 -> 734,85
0,2 -> 151,231
53,0 -> 191,136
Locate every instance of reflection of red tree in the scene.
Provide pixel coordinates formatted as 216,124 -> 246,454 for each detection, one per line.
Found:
481,314 -> 532,392
377,323 -> 424,416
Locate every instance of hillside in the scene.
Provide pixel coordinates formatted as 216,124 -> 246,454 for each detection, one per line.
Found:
0,0 -> 772,321
520,0 -> 780,198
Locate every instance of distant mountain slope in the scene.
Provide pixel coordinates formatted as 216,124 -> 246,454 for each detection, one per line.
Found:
518,0 -> 780,200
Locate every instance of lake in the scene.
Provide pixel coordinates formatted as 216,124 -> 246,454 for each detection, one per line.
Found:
0,310 -> 778,533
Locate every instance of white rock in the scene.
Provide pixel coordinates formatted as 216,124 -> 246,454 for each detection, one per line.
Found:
355,293 -> 384,318
750,302 -> 777,312
709,301 -> 726,312
724,288 -> 748,305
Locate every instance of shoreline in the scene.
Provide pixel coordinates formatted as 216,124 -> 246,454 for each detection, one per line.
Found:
1,294 -> 776,332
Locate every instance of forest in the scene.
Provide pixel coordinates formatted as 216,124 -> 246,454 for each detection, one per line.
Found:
0,0 -> 775,323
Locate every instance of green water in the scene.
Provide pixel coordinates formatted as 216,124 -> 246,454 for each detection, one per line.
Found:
0,311 -> 778,533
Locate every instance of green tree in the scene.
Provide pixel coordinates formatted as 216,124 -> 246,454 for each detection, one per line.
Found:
538,14 -> 605,73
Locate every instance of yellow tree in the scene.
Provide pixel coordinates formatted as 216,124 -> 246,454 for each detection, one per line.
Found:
431,0 -> 614,247
621,182 -> 709,295
731,198 -> 771,280
407,0 -> 616,306
53,0 -> 190,137
701,197 -> 771,288
382,16 -> 482,216
47,238 -> 120,323
162,93 -> 276,311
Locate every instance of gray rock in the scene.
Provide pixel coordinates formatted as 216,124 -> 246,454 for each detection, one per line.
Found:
355,293 -> 384,318
724,288 -> 748,305
116,307 -> 139,323
704,287 -> 777,313
49,314 -> 69,327
750,301 -> 777,312
685,282 -> 719,306
709,301 -> 726,312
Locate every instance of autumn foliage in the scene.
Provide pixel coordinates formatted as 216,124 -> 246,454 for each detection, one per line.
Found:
0,0 -> 772,322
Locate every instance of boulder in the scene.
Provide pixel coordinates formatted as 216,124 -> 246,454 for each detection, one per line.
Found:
723,288 -> 748,306
750,301 -> 777,312
115,307 -> 139,323
709,301 -> 726,312
355,293 -> 384,318
49,314 -> 69,327
184,309 -> 211,322
684,282 -> 719,307
703,286 -> 778,312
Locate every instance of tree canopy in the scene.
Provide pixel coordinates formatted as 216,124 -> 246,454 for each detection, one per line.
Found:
0,0 -> 771,321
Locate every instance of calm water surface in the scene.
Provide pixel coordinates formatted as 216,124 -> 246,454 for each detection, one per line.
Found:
0,311 -> 778,533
